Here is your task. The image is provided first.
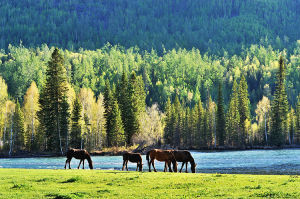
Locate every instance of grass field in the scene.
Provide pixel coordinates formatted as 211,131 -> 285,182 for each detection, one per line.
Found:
0,169 -> 299,199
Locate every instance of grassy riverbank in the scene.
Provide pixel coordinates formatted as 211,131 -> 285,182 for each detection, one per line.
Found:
0,169 -> 299,198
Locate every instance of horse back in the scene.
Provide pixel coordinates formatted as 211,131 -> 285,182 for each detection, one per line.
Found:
124,152 -> 142,163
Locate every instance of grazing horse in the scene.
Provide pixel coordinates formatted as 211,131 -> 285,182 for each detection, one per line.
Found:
64,149 -> 93,169
164,150 -> 196,173
146,149 -> 177,172
122,152 -> 143,171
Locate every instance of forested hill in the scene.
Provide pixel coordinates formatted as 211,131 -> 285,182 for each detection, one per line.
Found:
1,0 -> 300,55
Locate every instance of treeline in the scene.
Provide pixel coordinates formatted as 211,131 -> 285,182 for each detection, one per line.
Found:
1,0 -> 300,54
1,43 -> 300,111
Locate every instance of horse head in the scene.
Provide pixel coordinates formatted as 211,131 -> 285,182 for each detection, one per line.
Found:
191,161 -> 196,173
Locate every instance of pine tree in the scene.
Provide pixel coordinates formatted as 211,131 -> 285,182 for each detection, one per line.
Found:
13,101 -> 25,151
270,56 -> 289,146
196,99 -> 204,148
38,48 -> 68,153
110,99 -> 126,146
103,79 -> 114,147
60,95 -> 70,151
238,75 -> 251,146
216,82 -> 226,146
288,108 -> 295,145
226,80 -> 240,147
126,71 -> 146,145
173,95 -> 182,147
117,72 -> 131,144
163,97 -> 173,144
70,97 -> 82,149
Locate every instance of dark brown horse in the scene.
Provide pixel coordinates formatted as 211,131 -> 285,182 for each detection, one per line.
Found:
122,152 -> 143,171
146,149 -> 177,172
164,150 -> 196,173
64,149 -> 93,169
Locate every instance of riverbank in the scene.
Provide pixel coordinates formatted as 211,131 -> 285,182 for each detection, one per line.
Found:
0,169 -> 299,198
1,144 -> 300,158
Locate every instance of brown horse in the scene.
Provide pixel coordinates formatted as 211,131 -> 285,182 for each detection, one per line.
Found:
64,149 -> 93,169
164,150 -> 196,173
122,152 -> 143,171
146,149 -> 177,172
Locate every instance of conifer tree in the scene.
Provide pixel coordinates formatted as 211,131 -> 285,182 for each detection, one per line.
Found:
70,97 -> 82,149
226,80 -> 240,146
13,101 -> 25,151
103,79 -> 114,147
216,82 -> 226,146
60,96 -> 70,151
196,99 -> 204,148
38,48 -> 68,153
238,75 -> 251,146
126,71 -> 146,145
288,108 -> 295,144
270,56 -> 289,146
163,97 -> 173,144
110,99 -> 126,146
173,95 -> 181,147
117,72 -> 131,144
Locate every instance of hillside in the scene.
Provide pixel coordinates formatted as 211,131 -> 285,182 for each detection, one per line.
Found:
0,0 -> 300,54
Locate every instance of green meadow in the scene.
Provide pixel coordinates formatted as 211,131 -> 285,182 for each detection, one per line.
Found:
0,169 -> 299,199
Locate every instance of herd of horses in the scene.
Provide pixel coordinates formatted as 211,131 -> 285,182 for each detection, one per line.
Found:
64,148 -> 197,173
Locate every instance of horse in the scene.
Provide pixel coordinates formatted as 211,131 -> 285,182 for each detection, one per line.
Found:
64,148 -> 93,169
146,149 -> 177,172
164,150 -> 196,173
122,152 -> 143,171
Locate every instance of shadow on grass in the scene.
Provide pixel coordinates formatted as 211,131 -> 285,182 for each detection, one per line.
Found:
61,176 -> 82,183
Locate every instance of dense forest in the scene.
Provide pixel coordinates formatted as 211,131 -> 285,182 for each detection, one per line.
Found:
0,0 -> 300,153
1,0 -> 300,54
0,44 -> 299,153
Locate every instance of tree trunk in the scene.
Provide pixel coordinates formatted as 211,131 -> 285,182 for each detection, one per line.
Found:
264,113 -> 268,145
9,116 -> 13,156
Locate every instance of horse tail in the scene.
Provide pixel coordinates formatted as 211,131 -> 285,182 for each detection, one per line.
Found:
146,151 -> 151,171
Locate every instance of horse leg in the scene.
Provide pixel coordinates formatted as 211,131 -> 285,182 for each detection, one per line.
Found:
164,162 -> 168,172
68,159 -> 72,169
64,159 -> 69,169
151,160 -> 157,172
185,162 -> 188,173
82,159 -> 85,169
126,160 -> 128,171
179,162 -> 185,173
78,160 -> 82,169
168,161 -> 173,172
122,160 -> 126,171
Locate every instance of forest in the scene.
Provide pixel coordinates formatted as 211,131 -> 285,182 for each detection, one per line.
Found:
0,0 -> 300,55
0,0 -> 300,153
0,43 -> 299,153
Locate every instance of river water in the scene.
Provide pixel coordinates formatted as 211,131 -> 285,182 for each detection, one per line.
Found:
0,149 -> 299,174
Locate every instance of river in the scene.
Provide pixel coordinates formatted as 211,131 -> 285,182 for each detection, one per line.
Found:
0,149 -> 299,174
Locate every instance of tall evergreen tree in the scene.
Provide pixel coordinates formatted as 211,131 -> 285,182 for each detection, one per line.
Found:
238,75 -> 251,146
216,83 -> 226,146
173,95 -> 182,147
226,80 -> 240,147
110,99 -> 126,146
70,97 -> 82,149
270,56 -> 289,146
103,79 -> 114,147
38,48 -> 68,153
126,71 -> 146,145
60,95 -> 70,151
196,99 -> 204,148
163,97 -> 173,144
12,101 -> 25,151
117,72 -> 131,145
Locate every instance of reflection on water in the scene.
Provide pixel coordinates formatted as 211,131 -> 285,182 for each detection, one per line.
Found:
0,149 -> 299,174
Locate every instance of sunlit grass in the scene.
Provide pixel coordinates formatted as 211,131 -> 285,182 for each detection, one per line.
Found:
0,169 -> 299,198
